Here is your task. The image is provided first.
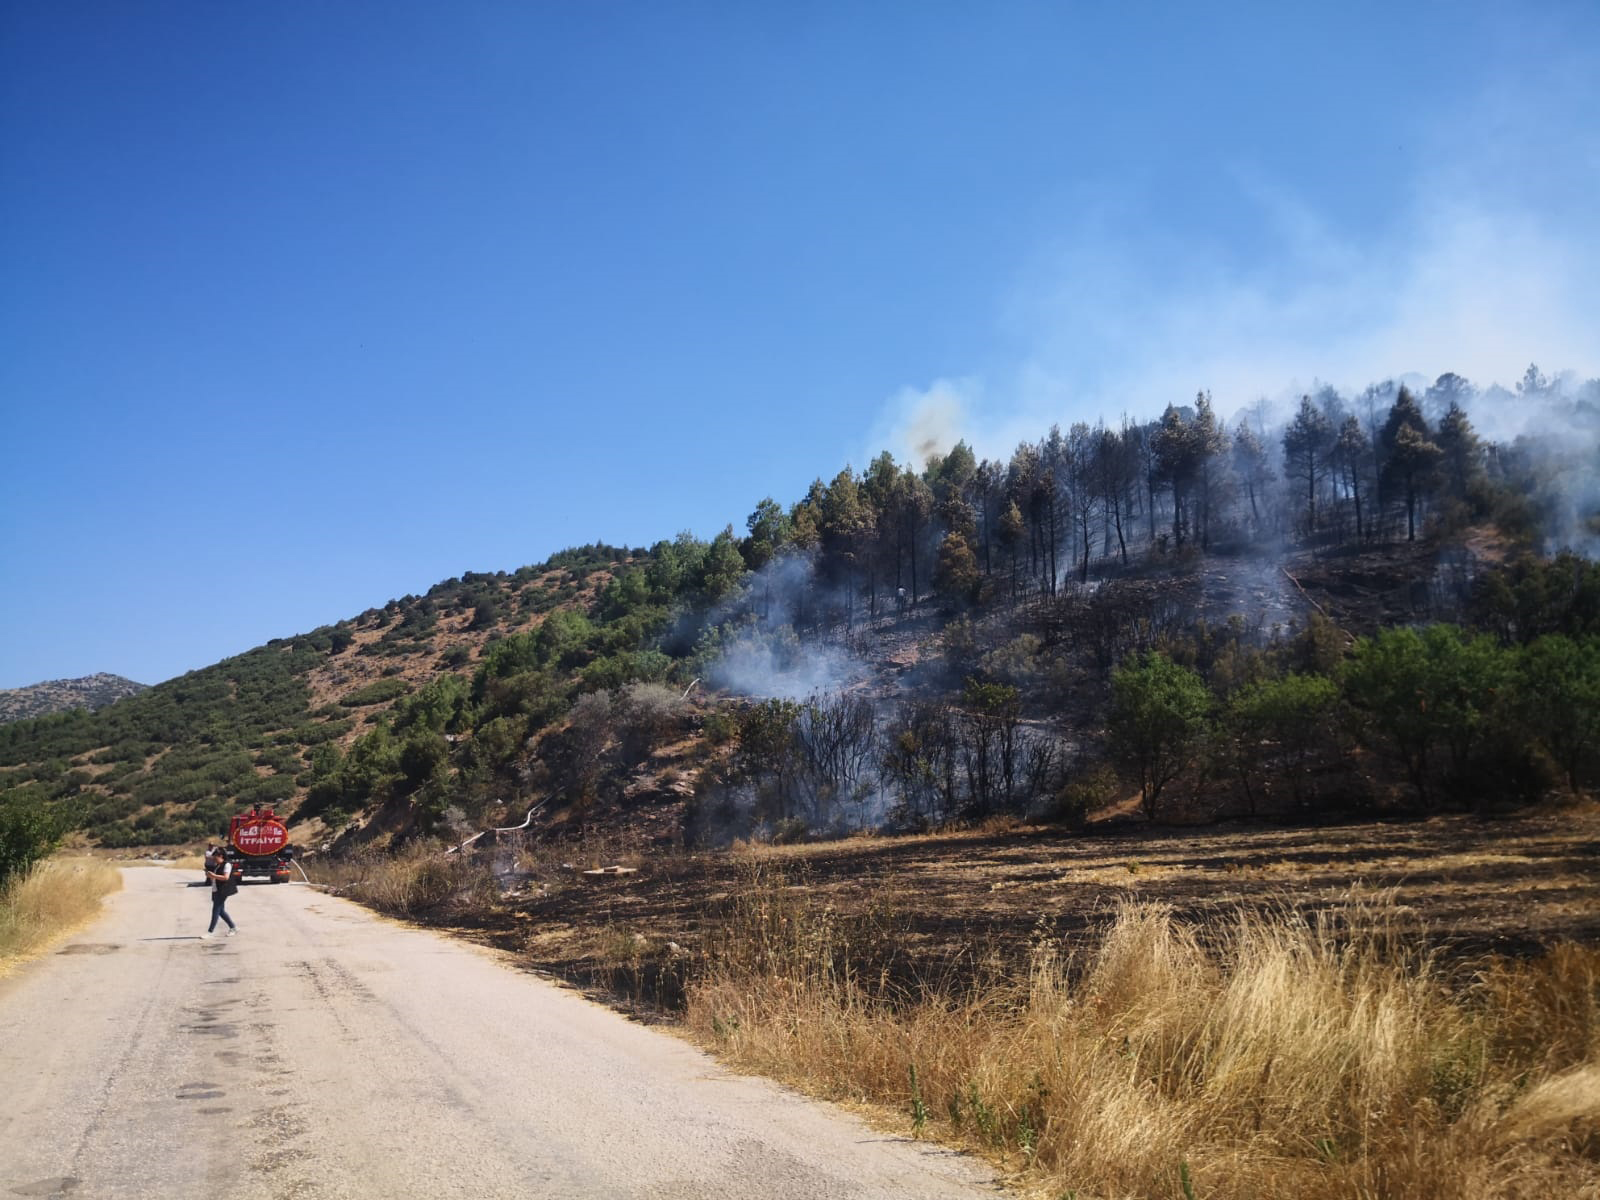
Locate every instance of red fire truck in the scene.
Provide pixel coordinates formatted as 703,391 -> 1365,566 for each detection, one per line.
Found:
223,805 -> 296,883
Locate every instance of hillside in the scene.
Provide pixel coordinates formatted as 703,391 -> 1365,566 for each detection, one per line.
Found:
0,674 -> 148,724
0,546 -> 631,847
1,372 -> 1598,855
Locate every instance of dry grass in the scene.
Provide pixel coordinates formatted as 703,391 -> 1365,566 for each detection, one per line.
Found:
684,862 -> 1600,1199
320,814 -> 1600,1193
0,857 -> 123,972
308,843 -> 499,916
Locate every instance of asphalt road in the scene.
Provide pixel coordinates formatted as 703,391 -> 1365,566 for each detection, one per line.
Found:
0,868 -> 997,1200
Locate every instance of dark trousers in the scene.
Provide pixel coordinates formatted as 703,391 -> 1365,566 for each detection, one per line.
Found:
208,892 -> 235,932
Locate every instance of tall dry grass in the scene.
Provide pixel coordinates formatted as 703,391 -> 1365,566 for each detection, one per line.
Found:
0,857 -> 122,970
685,863 -> 1600,1199
308,843 -> 498,916
309,825 -> 652,918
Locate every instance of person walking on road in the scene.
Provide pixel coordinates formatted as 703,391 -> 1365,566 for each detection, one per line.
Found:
204,846 -> 238,938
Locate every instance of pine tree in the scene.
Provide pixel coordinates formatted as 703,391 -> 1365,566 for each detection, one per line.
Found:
1232,421 -> 1273,533
1190,392 -> 1227,548
997,499 -> 1025,599
1332,416 -> 1371,542
933,531 -> 979,607
1282,395 -> 1333,534
1435,402 -> 1485,506
1153,405 -> 1195,546
1380,387 -> 1441,542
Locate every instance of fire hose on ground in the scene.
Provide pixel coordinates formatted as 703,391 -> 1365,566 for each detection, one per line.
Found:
445,795 -> 557,855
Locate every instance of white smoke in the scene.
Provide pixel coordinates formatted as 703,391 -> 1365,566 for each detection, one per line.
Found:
862,42 -> 1600,467
699,550 -> 876,701
706,628 -> 869,702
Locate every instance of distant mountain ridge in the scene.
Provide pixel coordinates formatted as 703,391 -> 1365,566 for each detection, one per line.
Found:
0,673 -> 149,724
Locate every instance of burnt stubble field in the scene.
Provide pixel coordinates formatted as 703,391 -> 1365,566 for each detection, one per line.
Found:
469,808 -> 1600,992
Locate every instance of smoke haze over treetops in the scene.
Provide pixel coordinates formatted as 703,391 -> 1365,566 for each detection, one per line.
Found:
867,39 -> 1600,470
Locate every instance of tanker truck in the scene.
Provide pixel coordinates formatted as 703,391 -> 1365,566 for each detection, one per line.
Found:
222,805 -> 296,883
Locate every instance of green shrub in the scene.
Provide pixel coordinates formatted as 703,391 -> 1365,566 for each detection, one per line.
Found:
238,774 -> 297,807
1056,765 -> 1118,827
1109,653 -> 1212,821
289,718 -> 354,746
339,679 -> 412,707
0,786 -> 76,886
1344,626 -> 1509,807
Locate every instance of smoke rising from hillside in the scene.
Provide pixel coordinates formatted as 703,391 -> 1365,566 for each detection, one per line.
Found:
700,551 -> 875,701
869,379 -> 976,470
707,629 -> 869,703
866,47 -> 1599,470
872,206 -> 1598,473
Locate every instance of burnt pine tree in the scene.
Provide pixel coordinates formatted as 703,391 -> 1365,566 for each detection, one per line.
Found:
1435,401 -> 1486,507
1332,415 -> 1372,542
1065,422 -> 1100,578
1130,420 -> 1161,541
1380,387 -> 1442,542
1424,371 -> 1474,422
1231,421 -> 1273,533
1096,421 -> 1136,564
894,467 -> 933,605
1282,395 -> 1333,534
1190,392 -> 1227,548
1153,405 -> 1197,546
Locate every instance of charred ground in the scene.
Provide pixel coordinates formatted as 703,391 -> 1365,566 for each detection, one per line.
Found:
328,806 -> 1600,1016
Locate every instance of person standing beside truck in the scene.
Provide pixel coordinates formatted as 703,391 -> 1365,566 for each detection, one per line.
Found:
204,848 -> 239,938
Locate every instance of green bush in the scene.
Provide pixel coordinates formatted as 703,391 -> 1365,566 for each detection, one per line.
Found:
0,786 -> 76,885
1226,673 -> 1340,812
289,718 -> 354,746
580,649 -> 673,692
1514,634 -> 1600,791
1344,626 -> 1508,807
339,679 -> 412,707
1109,652 -> 1212,821
1055,765 -> 1118,828
238,774 -> 297,807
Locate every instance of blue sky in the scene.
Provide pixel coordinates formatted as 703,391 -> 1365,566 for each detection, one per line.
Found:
3,1 -> 1597,688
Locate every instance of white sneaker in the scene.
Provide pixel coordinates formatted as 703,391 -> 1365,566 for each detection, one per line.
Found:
227,928 -> 238,937
200,932 -> 212,940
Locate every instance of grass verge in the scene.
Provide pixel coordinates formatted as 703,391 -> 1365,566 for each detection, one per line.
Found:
310,843 -> 499,916
0,858 -> 123,973
683,862 -> 1599,1199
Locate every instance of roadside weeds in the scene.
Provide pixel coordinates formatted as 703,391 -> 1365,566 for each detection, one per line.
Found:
684,863 -> 1600,1199
0,857 -> 123,975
